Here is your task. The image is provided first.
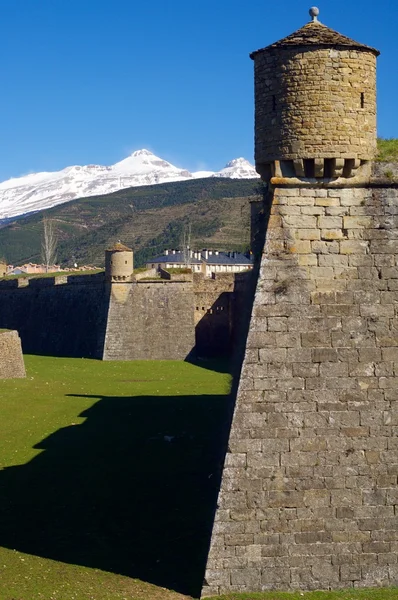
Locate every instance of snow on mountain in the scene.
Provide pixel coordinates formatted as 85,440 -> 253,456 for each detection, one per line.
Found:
0,149 -> 259,221
214,158 -> 258,179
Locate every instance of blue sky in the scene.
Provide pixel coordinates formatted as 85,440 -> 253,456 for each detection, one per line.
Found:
0,0 -> 396,180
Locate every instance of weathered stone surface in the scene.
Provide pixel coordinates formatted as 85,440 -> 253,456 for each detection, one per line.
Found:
202,185 -> 398,597
0,330 -> 25,379
0,272 -> 252,361
103,281 -> 195,360
253,45 -> 377,169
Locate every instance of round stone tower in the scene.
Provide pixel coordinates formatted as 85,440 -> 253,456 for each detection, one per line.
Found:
251,7 -> 380,180
0,261 -> 6,278
105,242 -> 134,282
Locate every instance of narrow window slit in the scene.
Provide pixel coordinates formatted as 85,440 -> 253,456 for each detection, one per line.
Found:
361,92 -> 365,108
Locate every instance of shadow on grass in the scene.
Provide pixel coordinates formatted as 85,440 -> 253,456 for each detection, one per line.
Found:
185,355 -> 233,374
0,392 -> 234,598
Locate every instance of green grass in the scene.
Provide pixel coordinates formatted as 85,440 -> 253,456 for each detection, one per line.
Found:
167,267 -> 193,274
2,269 -> 103,280
377,138 -> 398,162
1,358 -> 397,600
0,355 -> 232,600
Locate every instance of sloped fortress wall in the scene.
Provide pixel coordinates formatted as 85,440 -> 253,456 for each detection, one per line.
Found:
203,182 -> 398,596
0,330 -> 25,379
202,7 -> 398,597
103,281 -> 195,360
0,277 -> 109,358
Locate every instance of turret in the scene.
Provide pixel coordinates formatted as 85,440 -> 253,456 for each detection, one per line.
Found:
0,260 -> 6,278
105,242 -> 134,282
251,7 -> 379,180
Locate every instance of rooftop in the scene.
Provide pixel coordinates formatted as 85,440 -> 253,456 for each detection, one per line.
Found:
204,252 -> 252,266
106,242 -> 133,252
150,252 -> 202,265
250,18 -> 379,59
150,251 -> 252,266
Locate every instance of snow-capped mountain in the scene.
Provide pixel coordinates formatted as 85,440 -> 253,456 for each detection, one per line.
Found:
0,150 -> 259,221
215,158 -> 259,179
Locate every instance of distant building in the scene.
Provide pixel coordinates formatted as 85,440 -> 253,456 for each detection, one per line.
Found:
7,263 -> 63,275
201,250 -> 253,277
147,249 -> 253,277
6,263 -> 99,276
147,250 -> 202,273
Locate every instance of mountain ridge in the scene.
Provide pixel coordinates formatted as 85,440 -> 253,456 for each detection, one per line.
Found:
0,177 -> 263,268
0,149 -> 258,222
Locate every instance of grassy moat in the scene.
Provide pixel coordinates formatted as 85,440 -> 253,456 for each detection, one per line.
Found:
0,357 -> 397,600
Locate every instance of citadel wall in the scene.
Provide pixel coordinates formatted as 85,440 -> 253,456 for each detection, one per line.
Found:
0,276 -> 109,358
0,272 -> 248,360
202,181 -> 398,596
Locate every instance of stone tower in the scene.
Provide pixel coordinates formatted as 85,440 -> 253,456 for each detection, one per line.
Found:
105,242 -> 134,282
201,9 -> 398,598
252,7 -> 379,181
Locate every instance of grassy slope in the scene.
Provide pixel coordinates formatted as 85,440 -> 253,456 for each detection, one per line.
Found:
376,138 -> 398,162
0,178 -> 260,267
0,357 -> 396,600
0,355 -> 231,600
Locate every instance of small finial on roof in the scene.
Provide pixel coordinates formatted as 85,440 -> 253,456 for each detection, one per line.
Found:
309,6 -> 320,22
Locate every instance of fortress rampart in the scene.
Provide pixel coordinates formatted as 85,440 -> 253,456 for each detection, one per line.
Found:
203,178 -> 398,596
0,270 -> 251,360
202,9 -> 398,597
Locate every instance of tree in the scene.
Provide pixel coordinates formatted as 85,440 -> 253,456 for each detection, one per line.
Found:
181,222 -> 192,268
41,217 -> 57,272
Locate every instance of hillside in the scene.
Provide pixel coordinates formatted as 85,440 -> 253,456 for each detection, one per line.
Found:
376,138 -> 398,162
0,178 -> 262,267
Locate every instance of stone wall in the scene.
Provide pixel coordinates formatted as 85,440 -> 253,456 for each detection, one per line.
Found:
0,277 -> 109,358
103,281 -> 195,360
202,183 -> 398,596
193,273 -> 253,357
253,48 -> 377,167
0,330 -> 25,379
0,273 -> 251,360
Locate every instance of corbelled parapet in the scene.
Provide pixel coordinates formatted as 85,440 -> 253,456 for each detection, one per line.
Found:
251,8 -> 379,180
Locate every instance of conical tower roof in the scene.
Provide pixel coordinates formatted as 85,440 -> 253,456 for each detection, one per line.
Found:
106,242 -> 133,252
250,18 -> 379,59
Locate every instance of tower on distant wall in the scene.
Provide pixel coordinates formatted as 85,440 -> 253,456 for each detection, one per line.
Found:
105,242 -> 134,282
252,6 -> 379,181
201,9 -> 398,598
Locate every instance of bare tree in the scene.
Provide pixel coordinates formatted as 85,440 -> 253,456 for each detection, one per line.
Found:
181,222 -> 192,268
41,217 -> 58,272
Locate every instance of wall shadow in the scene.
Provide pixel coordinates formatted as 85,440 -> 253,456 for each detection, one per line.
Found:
0,392 -> 233,598
0,281 -> 110,358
